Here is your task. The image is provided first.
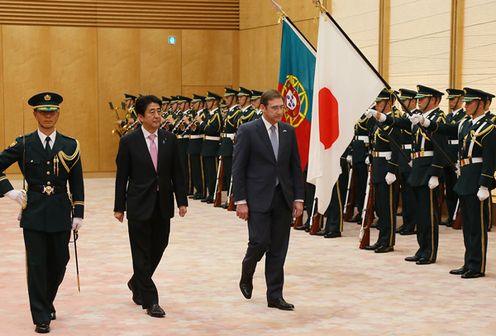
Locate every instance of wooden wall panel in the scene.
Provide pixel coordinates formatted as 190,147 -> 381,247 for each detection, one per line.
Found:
389,0 -> 451,111
462,0 -> 496,96
182,30 -> 238,87
0,26 -> 4,151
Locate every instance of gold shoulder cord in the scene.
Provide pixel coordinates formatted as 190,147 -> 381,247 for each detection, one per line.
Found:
57,140 -> 81,173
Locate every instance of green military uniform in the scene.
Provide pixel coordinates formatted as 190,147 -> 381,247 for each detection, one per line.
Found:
237,90 -> 263,127
201,92 -> 222,203
188,94 -> 207,199
175,96 -> 193,194
0,92 -> 84,330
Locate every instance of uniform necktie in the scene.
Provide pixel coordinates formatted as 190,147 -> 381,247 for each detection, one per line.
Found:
269,125 -> 279,161
148,134 -> 158,171
45,137 -> 51,157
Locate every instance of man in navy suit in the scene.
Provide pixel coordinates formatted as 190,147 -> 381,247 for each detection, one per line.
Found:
114,95 -> 188,317
233,89 -> 304,311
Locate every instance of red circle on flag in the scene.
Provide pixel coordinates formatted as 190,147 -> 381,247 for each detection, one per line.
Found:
319,87 -> 340,149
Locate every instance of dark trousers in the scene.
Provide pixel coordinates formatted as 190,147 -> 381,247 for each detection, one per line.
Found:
222,156 -> 232,193
23,229 -> 71,324
399,171 -> 416,231
128,198 -> 171,309
460,195 -> 489,273
203,156 -> 217,199
354,162 -> 368,217
303,181 -> 316,226
374,182 -> 396,247
412,186 -> 439,262
444,167 -> 458,223
190,153 -> 204,196
324,169 -> 348,233
241,186 -> 292,301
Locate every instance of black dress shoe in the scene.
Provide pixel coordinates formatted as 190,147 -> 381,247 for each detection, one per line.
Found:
324,231 -> 341,238
35,322 -> 50,334
449,266 -> 468,275
50,311 -> 56,321
364,243 -> 380,251
405,255 -> 420,262
127,280 -> 142,306
316,229 -> 326,236
375,246 -> 394,253
146,304 -> 166,317
268,298 -> 294,311
193,194 -> 204,200
293,224 -> 307,230
396,225 -> 405,233
200,198 -> 208,203
461,270 -> 485,279
399,229 -> 416,236
416,258 -> 435,265
206,198 -> 214,204
239,281 -> 253,299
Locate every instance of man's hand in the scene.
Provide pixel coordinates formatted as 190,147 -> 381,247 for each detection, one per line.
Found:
114,211 -> 124,223
292,201 -> 304,219
72,217 -> 83,231
5,189 -> 26,207
179,206 -> 187,217
236,203 -> 249,221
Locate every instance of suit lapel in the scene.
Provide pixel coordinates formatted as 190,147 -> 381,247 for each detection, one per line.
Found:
256,118 -> 276,162
157,130 -> 167,171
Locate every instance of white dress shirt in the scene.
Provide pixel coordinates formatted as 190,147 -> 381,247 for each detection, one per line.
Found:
37,129 -> 56,149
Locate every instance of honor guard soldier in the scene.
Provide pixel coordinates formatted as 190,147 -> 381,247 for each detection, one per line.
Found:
363,89 -> 401,252
443,89 -> 466,227
201,92 -> 222,203
175,96 -> 193,194
395,88 -> 417,235
376,85 -> 448,264
0,92 -> 84,333
218,88 -> 241,207
161,96 -> 170,116
238,90 -> 263,127
416,88 -> 496,278
188,94 -> 207,199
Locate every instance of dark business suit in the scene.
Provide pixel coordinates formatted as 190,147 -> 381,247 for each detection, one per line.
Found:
114,126 -> 187,308
232,118 -> 304,301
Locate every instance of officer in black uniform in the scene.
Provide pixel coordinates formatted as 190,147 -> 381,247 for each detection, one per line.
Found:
201,92 -> 222,203
442,88 -> 466,227
364,89 -> 401,252
188,94 -> 207,199
422,88 -> 496,278
0,92 -> 84,334
395,88 -> 417,235
377,85 -> 447,264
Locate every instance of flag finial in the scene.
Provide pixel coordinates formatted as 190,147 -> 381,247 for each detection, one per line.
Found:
312,0 -> 328,13
270,0 -> 288,23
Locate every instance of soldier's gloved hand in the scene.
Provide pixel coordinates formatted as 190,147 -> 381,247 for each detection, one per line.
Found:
409,114 -> 424,126
428,176 -> 439,189
455,162 -> 461,177
385,172 -> 397,185
477,186 -> 490,201
376,112 -> 387,122
408,160 -> 413,168
365,156 -> 370,165
346,155 -> 352,164
5,189 -> 26,207
72,217 -> 83,231
365,108 -> 376,118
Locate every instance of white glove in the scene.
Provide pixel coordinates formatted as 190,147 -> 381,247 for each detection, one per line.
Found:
428,176 -> 439,189
377,112 -> 387,123
5,189 -> 27,207
409,114 -> 423,126
477,186 -> 490,201
408,160 -> 413,168
365,108 -> 376,118
365,156 -> 370,165
346,155 -> 352,164
455,162 -> 460,177
385,172 -> 397,185
72,217 -> 83,231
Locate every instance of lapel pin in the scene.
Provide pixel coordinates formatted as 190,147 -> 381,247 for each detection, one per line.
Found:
282,129 -> 287,133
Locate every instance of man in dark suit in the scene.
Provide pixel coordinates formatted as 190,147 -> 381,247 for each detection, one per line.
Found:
233,89 -> 304,311
0,92 -> 84,334
114,95 -> 188,318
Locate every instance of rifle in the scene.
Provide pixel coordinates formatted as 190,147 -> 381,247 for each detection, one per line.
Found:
343,164 -> 356,221
359,165 -> 374,249
452,199 -> 462,230
213,157 -> 224,207
310,198 -> 323,235
226,175 -> 235,211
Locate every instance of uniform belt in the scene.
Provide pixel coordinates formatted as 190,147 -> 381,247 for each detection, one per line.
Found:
448,140 -> 459,145
222,133 -> 235,140
176,135 -> 184,139
189,135 -> 203,139
372,151 -> 392,160
354,135 -> 369,143
401,144 -> 412,150
204,135 -> 220,141
28,185 -> 67,196
411,151 -> 434,159
459,157 -> 483,167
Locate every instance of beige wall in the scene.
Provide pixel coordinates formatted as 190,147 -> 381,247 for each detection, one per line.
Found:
0,26 -> 238,173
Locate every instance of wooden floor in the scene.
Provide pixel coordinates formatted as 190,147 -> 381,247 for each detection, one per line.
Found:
0,178 -> 495,335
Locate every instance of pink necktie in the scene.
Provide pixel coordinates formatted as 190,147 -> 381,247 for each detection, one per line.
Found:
148,134 -> 158,171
